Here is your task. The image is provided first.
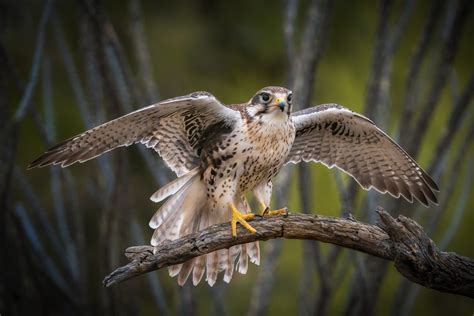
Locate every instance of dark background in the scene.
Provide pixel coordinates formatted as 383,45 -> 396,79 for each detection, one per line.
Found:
1,0 -> 473,315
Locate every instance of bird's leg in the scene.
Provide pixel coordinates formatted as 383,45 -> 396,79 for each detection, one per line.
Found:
229,203 -> 256,237
260,202 -> 288,217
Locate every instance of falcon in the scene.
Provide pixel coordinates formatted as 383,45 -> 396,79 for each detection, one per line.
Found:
29,86 -> 439,286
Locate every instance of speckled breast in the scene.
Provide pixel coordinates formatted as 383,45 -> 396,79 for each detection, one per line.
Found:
236,119 -> 296,193
201,117 -> 295,207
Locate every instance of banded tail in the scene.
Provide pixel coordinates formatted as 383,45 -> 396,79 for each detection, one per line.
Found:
149,169 -> 260,286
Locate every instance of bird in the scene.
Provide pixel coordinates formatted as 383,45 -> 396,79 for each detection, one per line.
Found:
29,86 -> 439,286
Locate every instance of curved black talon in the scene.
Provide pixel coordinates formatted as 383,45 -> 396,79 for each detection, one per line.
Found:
262,207 -> 270,216
283,207 -> 289,217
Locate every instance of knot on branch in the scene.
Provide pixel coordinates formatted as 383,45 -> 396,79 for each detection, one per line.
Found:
377,208 -> 440,276
125,245 -> 154,261
377,208 -> 474,297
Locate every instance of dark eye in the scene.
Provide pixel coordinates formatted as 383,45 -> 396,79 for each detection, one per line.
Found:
260,92 -> 271,103
287,93 -> 292,103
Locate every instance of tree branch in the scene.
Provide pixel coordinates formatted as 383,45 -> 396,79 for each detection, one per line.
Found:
103,209 -> 474,298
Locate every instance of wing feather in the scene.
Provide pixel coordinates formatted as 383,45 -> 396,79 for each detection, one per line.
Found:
28,92 -> 240,176
287,104 -> 439,206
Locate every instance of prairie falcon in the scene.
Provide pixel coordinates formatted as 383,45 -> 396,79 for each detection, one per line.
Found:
29,86 -> 438,286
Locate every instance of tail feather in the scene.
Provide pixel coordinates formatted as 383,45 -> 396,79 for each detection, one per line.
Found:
218,249 -> 234,283
206,252 -> 218,287
149,182 -> 191,230
224,267 -> 233,283
229,244 -> 241,261
236,245 -> 249,274
178,259 -> 195,286
176,203 -> 207,285
169,264 -> 182,277
192,256 -> 206,286
151,214 -> 184,246
150,170 -> 261,286
150,167 -> 199,202
217,249 -> 227,271
190,212 -> 209,286
246,242 -> 260,265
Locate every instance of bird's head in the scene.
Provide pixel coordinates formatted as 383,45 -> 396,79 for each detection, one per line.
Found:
246,86 -> 292,119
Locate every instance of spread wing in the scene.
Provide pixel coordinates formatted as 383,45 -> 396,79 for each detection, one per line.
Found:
28,91 -> 240,176
287,104 -> 439,206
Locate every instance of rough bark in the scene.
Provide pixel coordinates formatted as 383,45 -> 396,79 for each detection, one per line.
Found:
103,209 -> 474,298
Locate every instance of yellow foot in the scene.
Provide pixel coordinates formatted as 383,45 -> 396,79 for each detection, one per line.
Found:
260,204 -> 289,217
229,203 -> 256,237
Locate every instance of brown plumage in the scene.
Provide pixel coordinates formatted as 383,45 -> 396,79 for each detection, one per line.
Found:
286,104 -> 438,205
29,86 -> 438,286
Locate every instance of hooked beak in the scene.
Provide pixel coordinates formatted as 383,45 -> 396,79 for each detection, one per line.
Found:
272,98 -> 286,112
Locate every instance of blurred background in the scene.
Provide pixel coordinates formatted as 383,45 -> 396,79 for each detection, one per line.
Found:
1,0 -> 473,315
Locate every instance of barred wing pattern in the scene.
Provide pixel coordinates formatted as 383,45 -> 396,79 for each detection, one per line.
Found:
286,104 -> 439,206
28,92 -> 240,176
